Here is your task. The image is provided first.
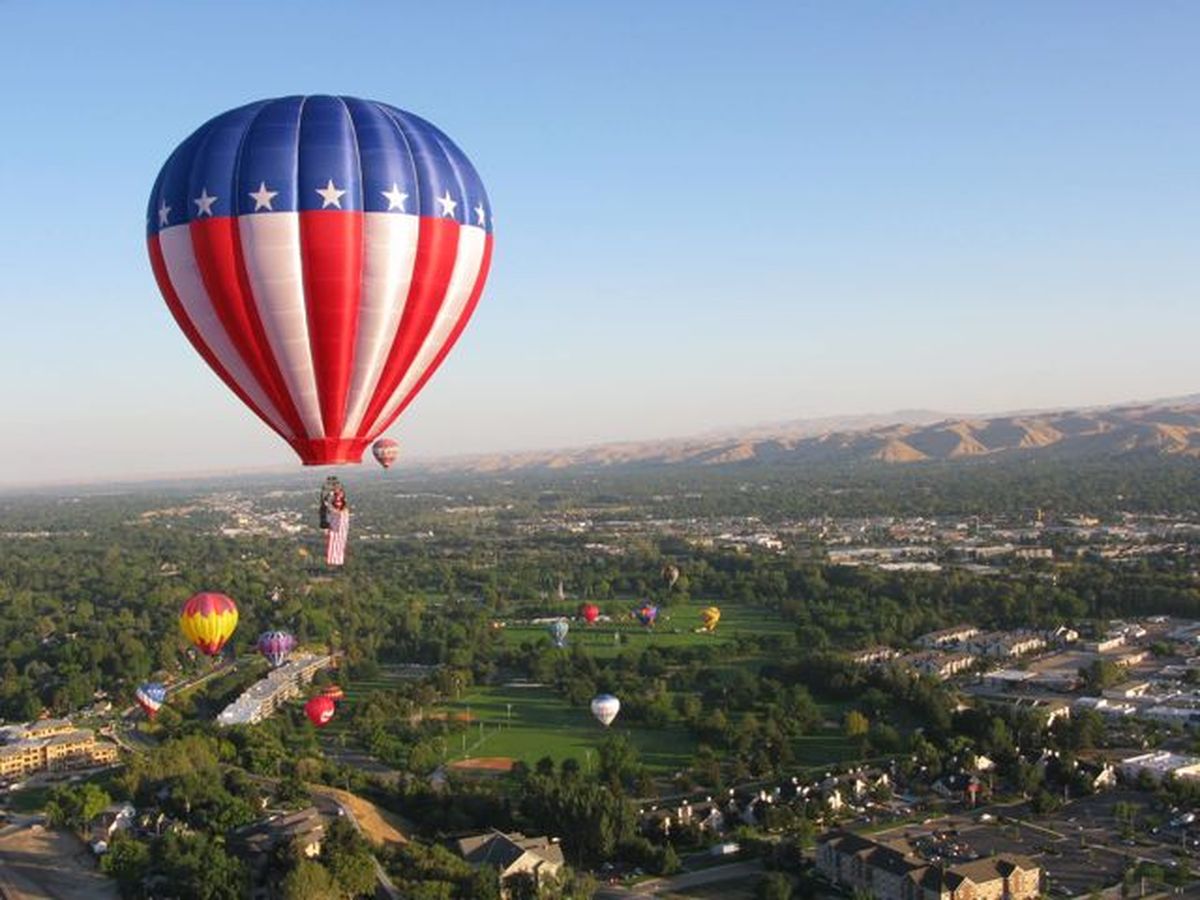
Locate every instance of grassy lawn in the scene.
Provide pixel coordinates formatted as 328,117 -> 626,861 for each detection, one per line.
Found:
499,599 -> 794,659
446,685 -> 693,774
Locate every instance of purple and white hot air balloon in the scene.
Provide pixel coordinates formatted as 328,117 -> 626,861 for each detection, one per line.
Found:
257,630 -> 296,668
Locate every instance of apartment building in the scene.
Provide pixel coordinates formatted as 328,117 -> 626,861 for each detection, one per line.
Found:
0,722 -> 119,779
817,831 -> 1041,900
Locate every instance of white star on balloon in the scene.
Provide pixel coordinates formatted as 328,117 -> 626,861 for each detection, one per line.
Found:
193,188 -> 218,217
249,182 -> 278,212
436,190 -> 457,218
157,201 -> 171,227
382,183 -> 408,212
316,179 -> 347,209
474,204 -> 486,226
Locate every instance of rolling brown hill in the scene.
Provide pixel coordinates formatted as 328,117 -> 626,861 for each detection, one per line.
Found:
420,398 -> 1200,474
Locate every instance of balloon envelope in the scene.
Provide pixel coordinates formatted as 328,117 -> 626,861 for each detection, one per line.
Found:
136,682 -> 167,719
580,603 -> 600,624
549,619 -> 569,648
305,695 -> 336,727
700,606 -> 721,632
322,685 -> 346,703
146,96 -> 494,466
663,564 -> 680,588
257,630 -> 296,667
372,438 -> 400,469
591,694 -> 621,728
180,592 -> 239,656
634,604 -> 659,626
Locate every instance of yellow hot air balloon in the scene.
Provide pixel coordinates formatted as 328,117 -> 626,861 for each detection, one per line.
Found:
180,592 -> 239,657
699,606 -> 721,633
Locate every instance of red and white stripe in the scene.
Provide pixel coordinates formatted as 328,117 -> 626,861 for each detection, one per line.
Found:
147,212 -> 493,465
326,508 -> 349,566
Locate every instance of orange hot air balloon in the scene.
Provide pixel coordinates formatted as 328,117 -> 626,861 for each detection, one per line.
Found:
179,592 -> 239,657
305,695 -> 336,727
322,685 -> 346,703
580,603 -> 600,624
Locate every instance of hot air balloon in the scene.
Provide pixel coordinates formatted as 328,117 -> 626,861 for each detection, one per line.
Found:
634,604 -> 659,627
549,619 -> 569,648
146,96 -> 494,466
699,606 -> 721,633
322,685 -> 346,703
662,564 -> 680,589
180,592 -> 239,657
372,438 -> 400,469
305,695 -> 336,727
257,630 -> 296,667
580,603 -> 600,625
135,682 -> 167,720
591,694 -> 621,728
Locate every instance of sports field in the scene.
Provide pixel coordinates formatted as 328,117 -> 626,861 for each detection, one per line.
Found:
497,599 -> 796,659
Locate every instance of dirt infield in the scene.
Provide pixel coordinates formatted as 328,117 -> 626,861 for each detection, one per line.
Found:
449,756 -> 516,773
310,786 -> 409,847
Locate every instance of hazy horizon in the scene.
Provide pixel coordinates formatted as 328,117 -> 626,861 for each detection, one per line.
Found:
3,2 -> 1198,485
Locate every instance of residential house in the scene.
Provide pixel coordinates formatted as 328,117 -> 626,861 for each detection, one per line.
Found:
454,830 -> 564,898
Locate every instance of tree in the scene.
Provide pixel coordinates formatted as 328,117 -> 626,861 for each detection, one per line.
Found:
756,871 -> 794,900
282,858 -> 339,900
843,710 -> 869,740
322,818 -> 377,898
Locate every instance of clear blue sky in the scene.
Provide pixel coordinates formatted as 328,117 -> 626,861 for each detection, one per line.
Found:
2,1 -> 1198,484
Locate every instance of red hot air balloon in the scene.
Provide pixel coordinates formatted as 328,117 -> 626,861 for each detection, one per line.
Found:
580,603 -> 600,625
372,438 -> 400,469
146,96 -> 494,466
305,695 -> 336,727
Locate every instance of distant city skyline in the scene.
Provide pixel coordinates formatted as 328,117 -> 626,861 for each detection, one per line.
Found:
2,2 -> 1198,485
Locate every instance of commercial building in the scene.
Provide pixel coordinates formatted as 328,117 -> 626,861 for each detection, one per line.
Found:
216,653 -> 335,727
1119,751 -> 1200,784
0,720 -> 119,779
817,831 -> 1041,900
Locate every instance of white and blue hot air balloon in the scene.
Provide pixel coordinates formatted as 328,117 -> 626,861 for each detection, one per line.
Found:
549,619 -> 569,648
591,693 -> 621,728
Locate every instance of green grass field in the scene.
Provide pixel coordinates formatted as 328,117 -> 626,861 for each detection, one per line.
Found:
445,684 -> 693,773
498,599 -> 795,659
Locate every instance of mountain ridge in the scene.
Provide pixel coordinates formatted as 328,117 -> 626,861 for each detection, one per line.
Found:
415,396 -> 1200,474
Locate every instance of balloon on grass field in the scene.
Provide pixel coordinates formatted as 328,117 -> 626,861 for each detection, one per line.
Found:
591,694 -> 620,727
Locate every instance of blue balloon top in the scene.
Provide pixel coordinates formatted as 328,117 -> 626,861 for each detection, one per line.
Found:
148,95 -> 490,236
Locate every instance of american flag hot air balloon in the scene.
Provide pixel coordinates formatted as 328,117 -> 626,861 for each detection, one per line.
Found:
135,682 -> 167,720
146,96 -> 494,466
179,592 -> 239,657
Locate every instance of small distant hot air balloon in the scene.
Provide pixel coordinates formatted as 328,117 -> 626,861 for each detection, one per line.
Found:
634,604 -> 659,627
322,685 -> 346,703
662,564 -> 680,589
591,694 -> 621,728
135,682 -> 167,720
257,630 -> 296,668
372,438 -> 400,469
699,606 -> 721,633
179,592 -> 239,657
580,603 -> 600,625
305,695 -> 336,727
549,619 -> 569,648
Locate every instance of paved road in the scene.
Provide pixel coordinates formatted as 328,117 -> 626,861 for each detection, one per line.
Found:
596,860 -> 763,898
